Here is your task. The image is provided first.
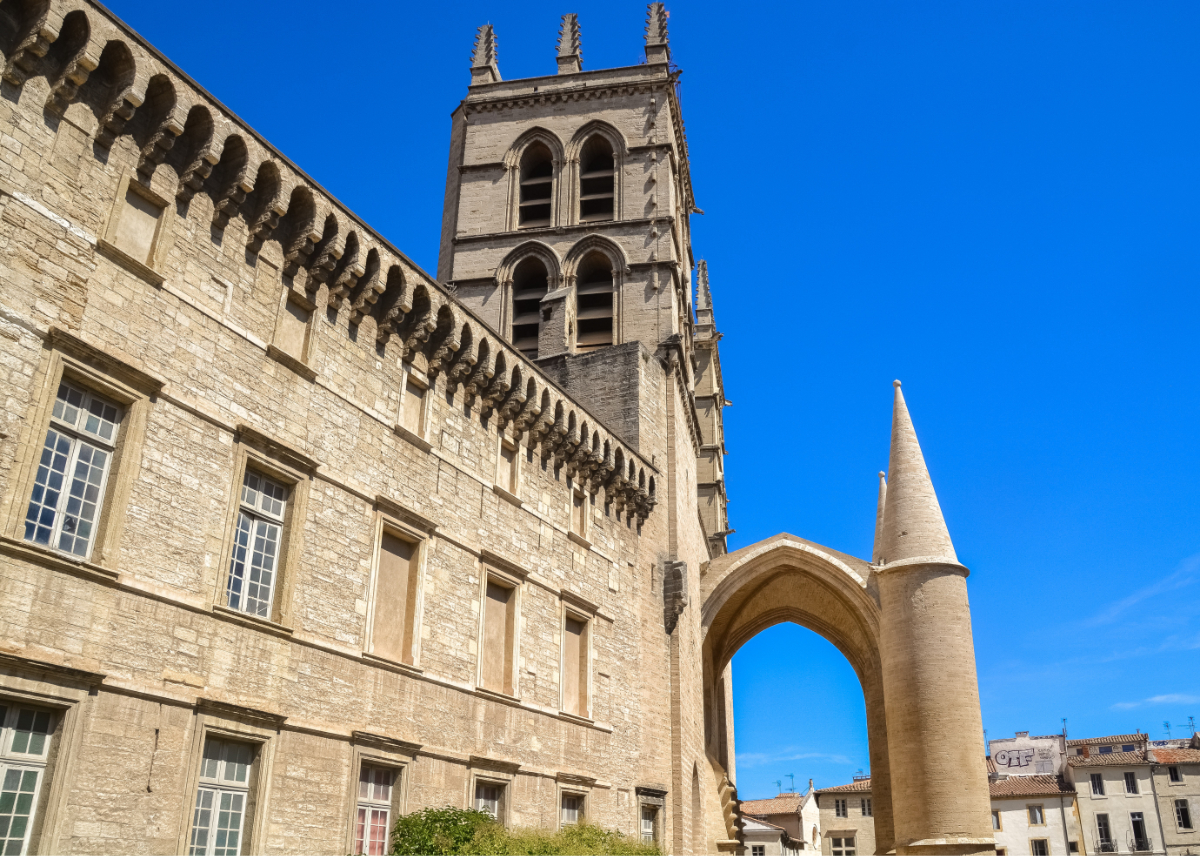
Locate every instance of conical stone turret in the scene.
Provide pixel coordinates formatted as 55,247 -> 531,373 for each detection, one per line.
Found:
880,380 -> 958,566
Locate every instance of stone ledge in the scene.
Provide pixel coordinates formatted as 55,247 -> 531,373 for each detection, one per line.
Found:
394,423 -> 433,453
95,238 -> 165,287
0,536 -> 119,584
265,344 -> 318,382
491,483 -> 522,508
210,604 -> 294,639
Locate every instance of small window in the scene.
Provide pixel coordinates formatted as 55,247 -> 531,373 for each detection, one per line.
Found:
355,765 -> 395,856
562,614 -> 588,717
575,253 -> 614,353
114,183 -> 165,265
226,469 -> 288,618
1091,773 -> 1105,796
1069,842 -> 1079,854
578,135 -> 615,223
751,847 -> 765,856
1121,744 -> 1135,753
834,798 -> 847,818
832,836 -> 856,856
1099,746 -> 1113,755
0,704 -> 56,856
24,380 -> 122,559
992,810 -> 1002,831
1176,799 -> 1193,830
475,781 -> 504,821
1031,839 -> 1049,856
498,440 -> 519,495
399,375 -> 426,438
861,798 -> 872,817
511,257 -> 549,359
481,578 -> 516,695
571,490 -> 587,539
640,804 -> 658,844
518,144 -> 553,228
189,738 -> 256,856
561,792 -> 584,826
1124,772 -> 1138,794
1168,766 -> 1181,783
1028,805 -> 1044,825
273,296 -> 311,361
997,849 -> 1008,856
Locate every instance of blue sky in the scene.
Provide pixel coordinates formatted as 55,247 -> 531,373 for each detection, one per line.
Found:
105,0 -> 1200,802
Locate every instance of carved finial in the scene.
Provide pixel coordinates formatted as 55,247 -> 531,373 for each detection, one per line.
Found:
557,14 -> 582,74
471,24 -> 501,84
644,3 -> 670,63
696,260 -> 711,310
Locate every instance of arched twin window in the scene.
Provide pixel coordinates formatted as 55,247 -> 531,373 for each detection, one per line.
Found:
518,144 -> 554,228
575,252 -> 614,352
512,257 -> 549,358
579,136 -> 615,222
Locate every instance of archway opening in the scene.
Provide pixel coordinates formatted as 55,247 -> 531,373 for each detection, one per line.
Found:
511,257 -> 548,359
575,251 -> 614,352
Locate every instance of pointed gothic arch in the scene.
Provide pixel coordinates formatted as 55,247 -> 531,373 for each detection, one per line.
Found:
567,120 -> 627,226
503,126 -> 566,231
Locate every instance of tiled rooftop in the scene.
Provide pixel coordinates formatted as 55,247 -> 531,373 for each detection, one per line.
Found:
1067,750 -> 1148,767
816,779 -> 872,794
740,794 -> 804,815
989,775 -> 1075,798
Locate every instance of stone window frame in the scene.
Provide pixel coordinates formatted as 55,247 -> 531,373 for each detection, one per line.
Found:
556,781 -> 589,830
504,128 -> 565,232
265,285 -> 317,381
561,236 -> 626,355
362,502 -> 434,672
493,241 -> 562,357
0,656 -> 101,856
177,702 -> 282,856
474,553 -> 528,701
342,733 -> 419,855
492,432 -> 522,507
567,482 -> 591,549
467,756 -> 520,829
211,425 -> 316,631
565,121 -> 627,228
1030,839 -> 1050,856
1167,766 -> 1182,785
558,592 -> 597,721
1174,798 -> 1193,831
394,364 -> 432,452
1027,804 -> 1045,826
992,809 -> 1003,831
95,169 -> 175,287
635,785 -> 667,846
1,328 -> 161,575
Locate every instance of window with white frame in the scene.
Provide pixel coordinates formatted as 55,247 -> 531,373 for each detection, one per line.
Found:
832,836 -> 856,856
1091,773 -> 1105,796
1124,772 -> 1138,794
23,381 -> 122,559
861,797 -> 872,817
640,804 -> 658,844
0,704 -> 55,856
226,470 -> 288,618
188,738 -> 255,856
1028,804 -> 1045,825
475,780 -> 504,821
355,765 -> 395,856
561,792 -> 584,826
834,798 -> 847,818
1031,839 -> 1049,856
1176,799 -> 1193,830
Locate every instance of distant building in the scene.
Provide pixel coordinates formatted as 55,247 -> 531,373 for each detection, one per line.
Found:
815,779 -> 875,856
741,783 -> 821,853
1068,734 -> 1165,854
987,731 -> 1082,856
1148,736 -> 1200,855
741,816 -> 805,856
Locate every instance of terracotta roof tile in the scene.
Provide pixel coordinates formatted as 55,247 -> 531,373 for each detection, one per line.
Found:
989,775 -> 1075,798
1151,748 -> 1200,765
816,779 -> 872,794
740,794 -> 803,815
1066,734 -> 1145,747
1067,750 -> 1147,767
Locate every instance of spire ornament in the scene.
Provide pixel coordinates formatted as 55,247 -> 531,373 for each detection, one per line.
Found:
470,24 -> 500,84
557,13 -> 582,74
644,3 -> 670,63
872,471 -> 887,564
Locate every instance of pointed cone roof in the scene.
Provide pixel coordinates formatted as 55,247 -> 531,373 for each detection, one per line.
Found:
880,380 -> 958,565
872,471 -> 887,564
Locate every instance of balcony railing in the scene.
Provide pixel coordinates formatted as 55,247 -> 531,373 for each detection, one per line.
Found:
1095,840 -> 1118,853
1129,838 -> 1151,853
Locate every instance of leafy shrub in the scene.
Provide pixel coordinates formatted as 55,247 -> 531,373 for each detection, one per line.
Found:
389,808 -> 660,856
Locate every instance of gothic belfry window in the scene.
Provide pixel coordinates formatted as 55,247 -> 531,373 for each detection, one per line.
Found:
518,144 -> 554,227
512,257 -> 549,358
575,252 -> 613,352
578,136 -> 615,222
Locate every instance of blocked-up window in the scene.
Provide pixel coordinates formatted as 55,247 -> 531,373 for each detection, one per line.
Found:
0,704 -> 55,856
1176,799 -> 1193,830
481,579 -> 516,695
24,381 -> 122,559
189,739 -> 255,856
562,614 -> 588,717
355,765 -> 395,856
498,441 -> 519,495
226,470 -> 288,618
113,184 -> 164,264
1090,773 -> 1105,796
571,491 -> 587,538
399,376 -> 426,438
273,297 -> 310,361
372,531 -> 421,665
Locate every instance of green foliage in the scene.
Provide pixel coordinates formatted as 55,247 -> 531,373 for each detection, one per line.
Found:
389,808 -> 660,856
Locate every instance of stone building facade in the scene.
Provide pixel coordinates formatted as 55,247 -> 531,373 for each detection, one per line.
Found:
0,0 -> 1000,854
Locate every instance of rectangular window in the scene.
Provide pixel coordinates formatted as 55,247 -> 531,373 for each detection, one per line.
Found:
1121,744 -> 1135,753
0,704 -> 55,856
23,381 -> 121,559
561,792 -> 583,826
1096,813 -> 1112,845
226,470 -> 288,618
371,531 -> 420,665
1176,799 -> 1193,830
640,804 -> 658,844
1069,842 -> 1079,854
834,798 -> 847,818
1091,773 -> 1105,796
1031,840 -> 1049,856
832,837 -> 856,856
114,184 -> 165,265
481,579 -> 516,695
189,738 -> 255,856
399,376 -> 426,438
861,798 -> 872,817
1099,746 -> 1113,755
1124,772 -> 1138,794
1130,812 -> 1148,852
1169,766 -> 1181,783
354,765 -> 394,856
997,849 -> 1007,856
992,810 -> 1002,831
751,847 -> 766,856
273,297 -> 310,361
562,614 -> 588,717
475,781 -> 504,820
571,490 -> 586,538
498,441 -> 519,495
1028,805 -> 1045,826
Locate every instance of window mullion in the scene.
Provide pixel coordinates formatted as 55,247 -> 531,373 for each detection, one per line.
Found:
48,434 -> 83,551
